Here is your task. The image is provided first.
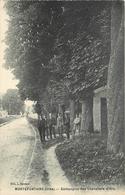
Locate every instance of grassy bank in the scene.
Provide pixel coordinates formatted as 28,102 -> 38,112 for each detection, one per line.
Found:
55,134 -> 125,187
0,116 -> 18,125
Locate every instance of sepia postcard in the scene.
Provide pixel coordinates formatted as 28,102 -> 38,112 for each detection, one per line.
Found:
0,0 -> 124,195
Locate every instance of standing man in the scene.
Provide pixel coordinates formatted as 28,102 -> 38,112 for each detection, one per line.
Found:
51,114 -> 56,138
48,113 -> 53,139
73,114 -> 81,135
64,113 -> 70,139
38,115 -> 42,142
57,113 -> 63,137
44,115 -> 49,139
48,113 -> 56,139
39,114 -> 46,142
42,115 -> 47,141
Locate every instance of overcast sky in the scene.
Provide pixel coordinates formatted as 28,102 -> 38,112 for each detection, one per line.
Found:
0,0 -> 18,94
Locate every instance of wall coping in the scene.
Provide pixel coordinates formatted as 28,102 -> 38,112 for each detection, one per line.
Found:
94,86 -> 107,94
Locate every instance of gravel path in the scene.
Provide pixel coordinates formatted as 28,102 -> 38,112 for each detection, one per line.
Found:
25,124 -> 71,189
45,145 -> 71,188
24,123 -> 48,187
0,118 -> 71,195
0,117 -> 35,190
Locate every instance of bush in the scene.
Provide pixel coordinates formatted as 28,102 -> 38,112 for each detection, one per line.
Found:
56,134 -> 125,187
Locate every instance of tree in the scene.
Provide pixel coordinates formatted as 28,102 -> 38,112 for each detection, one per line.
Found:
5,1 -> 63,104
39,80 -> 69,115
53,1 -> 111,133
2,89 -> 24,115
107,1 -> 124,154
5,1 -> 116,138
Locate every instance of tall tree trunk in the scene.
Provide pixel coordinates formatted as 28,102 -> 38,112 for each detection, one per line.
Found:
107,2 -> 124,153
81,96 -> 93,134
70,99 -> 75,132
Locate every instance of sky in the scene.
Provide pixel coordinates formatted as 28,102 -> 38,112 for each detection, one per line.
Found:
0,0 -> 18,94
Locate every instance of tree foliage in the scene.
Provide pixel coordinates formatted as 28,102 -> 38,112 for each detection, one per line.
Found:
39,79 -> 69,114
5,1 -> 63,101
2,89 -> 24,115
5,1 -> 111,112
54,1 -> 111,99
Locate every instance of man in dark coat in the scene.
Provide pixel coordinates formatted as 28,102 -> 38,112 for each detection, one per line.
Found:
39,115 -> 46,142
48,113 -> 56,139
64,113 -> 70,139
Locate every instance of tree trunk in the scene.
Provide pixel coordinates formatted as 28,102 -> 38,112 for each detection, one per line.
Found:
107,2 -> 124,153
70,99 -> 75,132
81,96 -> 93,134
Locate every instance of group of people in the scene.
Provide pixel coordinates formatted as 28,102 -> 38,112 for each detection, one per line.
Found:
38,112 -> 70,142
38,112 -> 81,142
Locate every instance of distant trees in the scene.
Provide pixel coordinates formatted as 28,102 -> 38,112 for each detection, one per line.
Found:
2,89 -> 24,115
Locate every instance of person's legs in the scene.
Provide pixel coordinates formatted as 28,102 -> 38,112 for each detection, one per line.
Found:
40,129 -> 44,141
73,124 -> 76,136
58,127 -> 61,137
66,125 -> 70,139
43,128 -> 45,141
52,126 -> 56,138
46,127 -> 49,139
49,125 -> 52,139
38,127 -> 42,141
40,131 -> 42,141
61,125 -> 63,137
76,124 -> 78,133
78,124 -> 80,134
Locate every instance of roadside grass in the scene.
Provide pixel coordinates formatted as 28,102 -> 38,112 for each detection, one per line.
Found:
0,116 -> 18,125
42,138 -> 65,149
28,117 -> 125,187
55,134 -> 125,187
